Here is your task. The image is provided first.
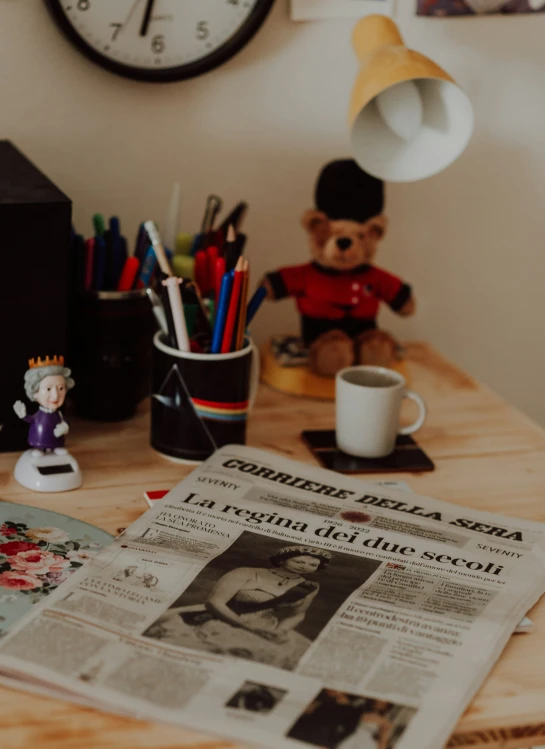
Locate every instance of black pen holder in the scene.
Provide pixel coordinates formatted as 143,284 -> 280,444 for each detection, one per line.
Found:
69,290 -> 155,421
151,332 -> 259,463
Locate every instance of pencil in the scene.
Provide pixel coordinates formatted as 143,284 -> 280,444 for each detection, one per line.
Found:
235,258 -> 249,351
144,220 -> 173,277
211,271 -> 233,354
221,256 -> 244,354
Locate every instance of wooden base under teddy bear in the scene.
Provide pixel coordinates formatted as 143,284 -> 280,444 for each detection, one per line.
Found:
262,159 -> 415,378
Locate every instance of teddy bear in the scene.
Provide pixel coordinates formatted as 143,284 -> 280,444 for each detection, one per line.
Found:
263,159 -> 415,378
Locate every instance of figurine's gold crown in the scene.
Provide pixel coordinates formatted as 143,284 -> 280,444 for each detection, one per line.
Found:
28,355 -> 65,369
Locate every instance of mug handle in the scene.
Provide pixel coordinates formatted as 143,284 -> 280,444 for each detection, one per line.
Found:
249,341 -> 261,411
398,391 -> 427,436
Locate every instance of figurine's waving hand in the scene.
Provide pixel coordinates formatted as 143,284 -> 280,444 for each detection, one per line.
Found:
13,401 -> 26,419
54,420 -> 69,438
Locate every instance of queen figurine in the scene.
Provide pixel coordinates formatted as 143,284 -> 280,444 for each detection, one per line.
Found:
13,356 -> 82,492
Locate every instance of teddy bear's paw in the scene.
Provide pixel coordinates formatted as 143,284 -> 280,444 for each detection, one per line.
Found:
309,330 -> 355,378
356,330 -> 399,369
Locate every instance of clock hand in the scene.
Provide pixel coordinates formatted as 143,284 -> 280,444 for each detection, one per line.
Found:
121,0 -> 143,33
139,0 -> 156,37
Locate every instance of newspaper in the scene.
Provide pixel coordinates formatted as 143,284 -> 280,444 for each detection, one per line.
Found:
0,445 -> 544,749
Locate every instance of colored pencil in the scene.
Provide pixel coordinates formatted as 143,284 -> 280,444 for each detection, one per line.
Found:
235,258 -> 249,351
221,256 -> 244,354
211,271 -> 233,354
246,285 -> 267,326
117,256 -> 140,291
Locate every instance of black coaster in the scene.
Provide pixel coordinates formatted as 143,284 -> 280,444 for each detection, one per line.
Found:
301,430 -> 435,474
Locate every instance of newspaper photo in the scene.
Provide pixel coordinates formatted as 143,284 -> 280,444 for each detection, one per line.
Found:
0,445 -> 543,749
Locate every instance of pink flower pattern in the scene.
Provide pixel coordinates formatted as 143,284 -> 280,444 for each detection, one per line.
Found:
8,550 -> 71,576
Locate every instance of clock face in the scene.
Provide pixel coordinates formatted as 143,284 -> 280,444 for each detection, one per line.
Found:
44,0 -> 275,82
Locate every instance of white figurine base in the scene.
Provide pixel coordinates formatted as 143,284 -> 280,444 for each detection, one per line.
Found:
14,450 -> 82,493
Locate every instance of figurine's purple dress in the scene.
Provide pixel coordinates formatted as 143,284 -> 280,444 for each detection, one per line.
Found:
24,409 -> 64,450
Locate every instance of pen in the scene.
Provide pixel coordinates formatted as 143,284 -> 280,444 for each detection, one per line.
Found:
144,220 -> 173,276
211,271 -> 233,354
162,276 -> 190,352
246,285 -> 267,325
219,201 -> 248,235
136,245 -> 157,288
134,223 -> 149,262
225,225 -> 238,272
146,287 -> 168,335
221,256 -> 244,354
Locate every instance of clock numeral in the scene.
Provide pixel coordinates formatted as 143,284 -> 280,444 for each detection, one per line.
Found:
152,34 -> 165,54
196,21 -> 210,40
77,0 -> 90,10
110,23 -> 122,42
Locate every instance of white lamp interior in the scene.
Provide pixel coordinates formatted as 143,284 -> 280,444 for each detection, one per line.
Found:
351,78 -> 474,182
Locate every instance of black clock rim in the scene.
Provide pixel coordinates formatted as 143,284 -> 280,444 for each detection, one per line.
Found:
43,0 -> 275,82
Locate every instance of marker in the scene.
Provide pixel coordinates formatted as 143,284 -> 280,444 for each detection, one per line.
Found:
221,256 -> 244,354
246,285 -> 267,325
162,276 -> 190,352
84,238 -> 95,290
93,236 -> 107,291
194,250 -> 209,295
93,213 -> 106,237
144,220 -> 173,277
211,271 -> 233,354
117,257 -> 140,291
215,256 -> 226,307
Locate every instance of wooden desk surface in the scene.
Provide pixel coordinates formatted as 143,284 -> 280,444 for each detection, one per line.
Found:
1,343 -> 545,749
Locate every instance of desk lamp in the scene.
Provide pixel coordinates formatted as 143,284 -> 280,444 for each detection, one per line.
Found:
349,15 -> 474,182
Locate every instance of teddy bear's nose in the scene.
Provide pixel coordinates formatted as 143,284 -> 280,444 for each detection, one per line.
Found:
336,238 -> 353,252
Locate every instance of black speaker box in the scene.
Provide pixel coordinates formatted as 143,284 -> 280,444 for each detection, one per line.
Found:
0,141 -> 72,452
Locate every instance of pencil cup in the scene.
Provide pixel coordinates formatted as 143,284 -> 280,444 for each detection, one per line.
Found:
151,331 -> 260,463
70,290 -> 155,421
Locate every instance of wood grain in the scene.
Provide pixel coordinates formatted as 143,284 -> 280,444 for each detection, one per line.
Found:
1,342 -> 545,749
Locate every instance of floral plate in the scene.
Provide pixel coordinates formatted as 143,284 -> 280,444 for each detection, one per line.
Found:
0,501 -> 113,637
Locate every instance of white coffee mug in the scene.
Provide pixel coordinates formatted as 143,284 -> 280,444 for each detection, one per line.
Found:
336,366 -> 427,458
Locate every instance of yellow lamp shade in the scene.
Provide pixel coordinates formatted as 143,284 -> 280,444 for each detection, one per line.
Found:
349,15 -> 474,182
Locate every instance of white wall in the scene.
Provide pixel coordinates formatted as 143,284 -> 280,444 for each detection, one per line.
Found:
1,1 -> 544,422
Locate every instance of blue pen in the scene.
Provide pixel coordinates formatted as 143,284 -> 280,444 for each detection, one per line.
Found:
246,286 -> 267,326
137,245 -> 157,288
211,271 -> 234,354
134,222 -> 149,262
93,236 -> 107,291
190,233 -> 204,256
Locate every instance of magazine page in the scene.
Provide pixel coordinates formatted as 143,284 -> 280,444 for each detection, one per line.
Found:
0,461 -> 543,749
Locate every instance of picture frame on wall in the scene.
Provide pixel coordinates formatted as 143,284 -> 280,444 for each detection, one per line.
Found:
291,0 -> 395,21
417,0 -> 545,16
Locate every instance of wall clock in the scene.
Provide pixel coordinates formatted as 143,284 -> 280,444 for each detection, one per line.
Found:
43,0 -> 275,82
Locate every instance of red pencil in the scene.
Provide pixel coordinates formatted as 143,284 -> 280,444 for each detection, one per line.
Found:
84,238 -> 95,290
215,256 -> 226,307
194,250 -> 208,295
117,256 -> 140,291
221,256 -> 244,354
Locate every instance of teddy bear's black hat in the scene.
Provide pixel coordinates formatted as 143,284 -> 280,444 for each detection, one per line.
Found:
315,159 -> 384,223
